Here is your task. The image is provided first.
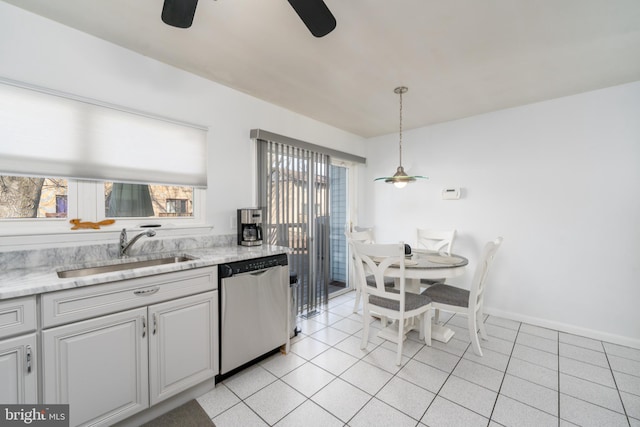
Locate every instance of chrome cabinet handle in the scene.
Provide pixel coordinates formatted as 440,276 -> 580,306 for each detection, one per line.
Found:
142,316 -> 147,338
133,287 -> 159,296
153,313 -> 157,335
26,345 -> 32,373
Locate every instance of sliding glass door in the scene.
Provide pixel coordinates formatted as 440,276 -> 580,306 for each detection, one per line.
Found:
257,140 -> 330,317
328,163 -> 350,296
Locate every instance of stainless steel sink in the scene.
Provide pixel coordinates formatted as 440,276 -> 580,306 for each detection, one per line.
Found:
57,256 -> 196,278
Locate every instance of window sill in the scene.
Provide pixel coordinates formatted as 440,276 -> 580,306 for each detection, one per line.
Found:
0,223 -> 215,251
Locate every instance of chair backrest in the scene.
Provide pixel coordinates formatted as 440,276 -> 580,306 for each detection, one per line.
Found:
416,228 -> 456,254
345,229 -> 375,273
351,241 -> 406,309
346,229 -> 375,244
469,237 -> 503,312
345,230 -> 376,292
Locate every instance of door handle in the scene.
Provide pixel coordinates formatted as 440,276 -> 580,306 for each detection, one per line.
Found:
134,287 -> 159,296
142,315 -> 147,338
153,313 -> 157,335
26,345 -> 32,374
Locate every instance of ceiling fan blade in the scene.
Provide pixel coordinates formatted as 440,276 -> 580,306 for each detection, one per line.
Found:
161,0 -> 199,29
287,0 -> 336,37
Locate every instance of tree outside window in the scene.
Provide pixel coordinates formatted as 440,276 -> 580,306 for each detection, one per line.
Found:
0,176 -> 67,218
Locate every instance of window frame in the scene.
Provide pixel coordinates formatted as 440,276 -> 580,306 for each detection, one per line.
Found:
94,181 -> 205,229
0,178 -> 208,248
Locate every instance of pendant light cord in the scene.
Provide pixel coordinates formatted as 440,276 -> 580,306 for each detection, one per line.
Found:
394,86 -> 407,168
398,88 -> 403,167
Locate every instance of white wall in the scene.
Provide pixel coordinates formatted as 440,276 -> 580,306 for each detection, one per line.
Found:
0,2 -> 365,236
360,81 -> 640,347
2,2 -> 639,347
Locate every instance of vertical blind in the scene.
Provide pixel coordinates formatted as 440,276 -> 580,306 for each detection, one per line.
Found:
257,138 -> 330,316
0,79 -> 208,187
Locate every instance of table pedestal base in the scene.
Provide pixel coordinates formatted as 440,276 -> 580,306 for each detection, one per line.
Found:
376,319 -> 416,343
431,323 -> 455,343
375,319 -> 456,344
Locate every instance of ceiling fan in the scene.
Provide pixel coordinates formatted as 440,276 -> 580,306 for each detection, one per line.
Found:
161,0 -> 336,37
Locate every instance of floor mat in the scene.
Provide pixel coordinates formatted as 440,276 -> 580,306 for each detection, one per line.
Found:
141,399 -> 214,427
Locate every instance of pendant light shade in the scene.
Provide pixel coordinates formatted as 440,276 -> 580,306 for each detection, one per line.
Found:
375,86 -> 427,188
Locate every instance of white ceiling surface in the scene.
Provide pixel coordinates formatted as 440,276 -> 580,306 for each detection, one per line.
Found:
4,0 -> 640,138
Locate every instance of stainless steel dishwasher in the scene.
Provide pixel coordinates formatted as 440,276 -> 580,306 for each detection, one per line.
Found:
217,254 -> 289,378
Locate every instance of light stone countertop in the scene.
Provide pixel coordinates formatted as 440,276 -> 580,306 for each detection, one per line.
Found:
0,245 -> 288,300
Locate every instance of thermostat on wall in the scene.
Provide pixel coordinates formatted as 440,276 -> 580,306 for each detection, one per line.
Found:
442,188 -> 461,200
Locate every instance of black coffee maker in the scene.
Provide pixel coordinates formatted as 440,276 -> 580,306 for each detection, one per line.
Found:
237,208 -> 263,246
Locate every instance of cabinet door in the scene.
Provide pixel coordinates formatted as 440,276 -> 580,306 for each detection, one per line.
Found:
148,291 -> 217,406
42,307 -> 148,427
0,333 -> 37,404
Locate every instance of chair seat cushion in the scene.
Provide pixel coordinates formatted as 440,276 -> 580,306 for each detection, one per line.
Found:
369,289 -> 432,311
422,284 -> 469,307
366,275 -> 396,288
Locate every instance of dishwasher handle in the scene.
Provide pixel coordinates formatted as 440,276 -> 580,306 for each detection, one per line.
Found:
248,269 -> 272,278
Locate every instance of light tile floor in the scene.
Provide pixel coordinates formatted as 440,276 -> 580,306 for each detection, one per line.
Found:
197,291 -> 640,426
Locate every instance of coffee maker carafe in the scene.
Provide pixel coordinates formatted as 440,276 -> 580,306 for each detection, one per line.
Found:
237,208 -> 263,246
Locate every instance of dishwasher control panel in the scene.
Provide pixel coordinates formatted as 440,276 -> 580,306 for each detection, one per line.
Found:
218,253 -> 288,278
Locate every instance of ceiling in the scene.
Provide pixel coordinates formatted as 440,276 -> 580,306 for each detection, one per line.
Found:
4,0 -> 640,138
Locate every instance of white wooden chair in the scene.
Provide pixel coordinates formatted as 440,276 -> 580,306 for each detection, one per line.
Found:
352,241 -> 432,365
421,237 -> 503,356
416,228 -> 456,254
346,229 -> 394,313
417,228 -> 457,286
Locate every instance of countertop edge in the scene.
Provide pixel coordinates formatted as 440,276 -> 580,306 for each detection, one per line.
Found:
0,246 -> 290,300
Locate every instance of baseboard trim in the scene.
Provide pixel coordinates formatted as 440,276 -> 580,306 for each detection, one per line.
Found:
484,306 -> 640,350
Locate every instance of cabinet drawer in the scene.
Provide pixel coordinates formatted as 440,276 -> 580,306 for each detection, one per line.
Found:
0,296 -> 37,339
42,267 -> 217,328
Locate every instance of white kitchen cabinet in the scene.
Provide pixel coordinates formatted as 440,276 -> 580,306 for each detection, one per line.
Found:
42,307 -> 149,427
41,267 -> 218,427
149,291 -> 217,406
0,296 -> 38,404
0,333 -> 37,404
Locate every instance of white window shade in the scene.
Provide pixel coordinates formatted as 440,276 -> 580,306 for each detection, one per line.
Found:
0,80 -> 207,188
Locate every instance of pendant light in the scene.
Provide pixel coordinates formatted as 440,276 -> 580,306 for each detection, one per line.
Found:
375,86 -> 427,188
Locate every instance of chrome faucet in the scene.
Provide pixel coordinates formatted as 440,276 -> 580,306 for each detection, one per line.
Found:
119,228 -> 156,258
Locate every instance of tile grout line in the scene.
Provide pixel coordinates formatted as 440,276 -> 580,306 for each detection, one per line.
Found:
487,315 -> 524,425
336,312 -> 404,426
557,323 -> 561,427
265,305 -> 346,426
298,304 -> 410,426
342,309 -> 472,425
480,321 -> 562,422
602,342 -> 632,427
215,380 -> 275,426
415,314 -> 476,422
292,307 -> 361,426
513,338 -> 621,414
